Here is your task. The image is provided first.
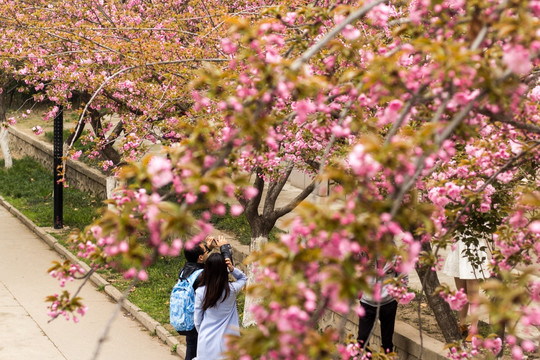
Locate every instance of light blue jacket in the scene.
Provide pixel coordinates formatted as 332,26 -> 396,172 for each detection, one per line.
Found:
194,267 -> 247,360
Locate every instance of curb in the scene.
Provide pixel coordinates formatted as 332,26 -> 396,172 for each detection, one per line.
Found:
0,196 -> 185,358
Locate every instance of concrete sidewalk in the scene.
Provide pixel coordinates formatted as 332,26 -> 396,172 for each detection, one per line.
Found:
0,205 -> 178,360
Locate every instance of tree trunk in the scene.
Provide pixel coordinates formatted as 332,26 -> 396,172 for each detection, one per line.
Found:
416,242 -> 461,343
0,86 -> 12,168
242,234 -> 269,327
100,143 -> 122,165
106,176 -> 117,209
240,165 -> 318,327
0,127 -> 12,168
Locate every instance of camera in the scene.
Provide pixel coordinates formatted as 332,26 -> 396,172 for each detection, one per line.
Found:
220,244 -> 234,265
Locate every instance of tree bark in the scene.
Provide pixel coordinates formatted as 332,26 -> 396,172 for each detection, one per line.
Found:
0,127 -> 11,168
67,94 -> 122,166
242,175 -> 278,326
0,84 -> 12,168
416,242 -> 461,343
242,234 -> 269,327
241,166 -> 318,326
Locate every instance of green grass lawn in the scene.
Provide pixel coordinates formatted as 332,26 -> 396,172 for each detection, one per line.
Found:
0,157 -> 100,229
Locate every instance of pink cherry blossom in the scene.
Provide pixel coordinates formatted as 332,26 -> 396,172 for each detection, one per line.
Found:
367,4 -> 392,27
32,125 -> 43,135
347,144 -> 381,178
511,345 -> 523,360
503,45 -> 533,75
220,38 -> 237,54
124,268 -> 137,279
231,204 -> 244,216
137,270 -> 148,281
147,156 -> 173,188
440,288 -> 468,310
244,187 -> 259,199
341,25 -> 361,41
529,221 -> 540,234
71,150 -> 82,161
521,339 -> 536,352
530,86 -> 540,102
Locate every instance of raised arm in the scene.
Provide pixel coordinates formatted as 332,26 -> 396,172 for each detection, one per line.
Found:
230,267 -> 247,293
224,258 -> 247,293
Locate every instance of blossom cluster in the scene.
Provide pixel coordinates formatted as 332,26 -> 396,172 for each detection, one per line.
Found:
439,288 -> 468,311
48,261 -> 86,288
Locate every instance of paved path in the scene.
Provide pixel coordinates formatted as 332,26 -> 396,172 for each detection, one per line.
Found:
0,205 -> 178,360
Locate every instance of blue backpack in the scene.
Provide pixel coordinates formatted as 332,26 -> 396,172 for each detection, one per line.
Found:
170,269 -> 203,332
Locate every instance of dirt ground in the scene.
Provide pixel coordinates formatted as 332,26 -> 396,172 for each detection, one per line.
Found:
396,299 -> 540,359
397,298 -> 446,343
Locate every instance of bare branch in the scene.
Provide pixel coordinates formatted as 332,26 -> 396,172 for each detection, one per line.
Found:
471,25 -> 488,51
92,0 -> 118,29
481,109 -> 540,135
200,0 -> 217,28
264,162 -> 294,215
274,179 -> 317,219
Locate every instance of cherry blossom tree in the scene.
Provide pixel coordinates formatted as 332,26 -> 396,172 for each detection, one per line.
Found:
1,0 -> 540,359
0,0 -> 338,326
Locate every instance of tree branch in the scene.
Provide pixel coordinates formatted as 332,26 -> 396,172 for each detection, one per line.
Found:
480,108 -> 540,135
91,277 -> 139,360
384,85 -> 427,144
48,267 -> 96,323
274,179 -> 317,219
390,91 -> 486,217
291,0 -> 386,71
244,167 -> 265,219
264,162 -> 294,216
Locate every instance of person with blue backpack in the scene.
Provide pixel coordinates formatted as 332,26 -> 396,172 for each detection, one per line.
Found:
170,236 -> 227,360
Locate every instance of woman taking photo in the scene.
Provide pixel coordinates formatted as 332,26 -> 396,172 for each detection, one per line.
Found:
193,252 -> 247,359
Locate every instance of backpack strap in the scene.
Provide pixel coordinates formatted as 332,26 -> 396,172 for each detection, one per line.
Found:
187,269 -> 203,285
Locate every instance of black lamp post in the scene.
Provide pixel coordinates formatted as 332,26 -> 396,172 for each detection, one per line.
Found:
53,106 -> 63,229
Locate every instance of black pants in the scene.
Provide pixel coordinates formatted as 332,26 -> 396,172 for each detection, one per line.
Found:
184,328 -> 198,360
357,300 -> 398,354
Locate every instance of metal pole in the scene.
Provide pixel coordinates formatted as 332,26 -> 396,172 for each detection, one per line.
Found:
53,106 -> 63,229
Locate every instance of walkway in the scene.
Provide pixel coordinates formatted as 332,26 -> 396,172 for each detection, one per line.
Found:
0,205 -> 178,360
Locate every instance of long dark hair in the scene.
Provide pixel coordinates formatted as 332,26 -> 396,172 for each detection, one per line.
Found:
201,253 -> 230,311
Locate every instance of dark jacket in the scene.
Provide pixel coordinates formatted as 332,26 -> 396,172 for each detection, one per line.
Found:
179,262 -> 204,290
